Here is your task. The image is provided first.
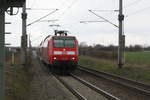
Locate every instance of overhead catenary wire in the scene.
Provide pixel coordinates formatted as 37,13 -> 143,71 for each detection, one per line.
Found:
45,0 -> 79,31
31,34 -> 45,43
80,20 -> 106,23
91,9 -> 118,12
28,25 -> 53,44
124,0 -> 143,9
30,0 -> 78,33
57,0 -> 79,19
51,0 -> 69,18
89,10 -> 119,28
26,8 -> 57,11
27,9 -> 58,26
65,0 -> 78,9
126,6 -> 150,18
38,19 -> 59,22
30,0 -> 37,8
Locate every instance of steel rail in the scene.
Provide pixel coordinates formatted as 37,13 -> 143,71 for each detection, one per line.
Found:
53,74 -> 87,100
79,65 -> 150,91
37,55 -> 86,100
38,57 -> 118,100
38,59 -> 86,100
79,65 -> 150,89
70,73 -> 120,100
78,65 -> 150,96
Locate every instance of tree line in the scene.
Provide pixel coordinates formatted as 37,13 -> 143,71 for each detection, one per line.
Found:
79,42 -> 150,60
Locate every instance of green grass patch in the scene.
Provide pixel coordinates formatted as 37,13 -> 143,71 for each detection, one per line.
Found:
125,52 -> 150,65
79,55 -> 150,84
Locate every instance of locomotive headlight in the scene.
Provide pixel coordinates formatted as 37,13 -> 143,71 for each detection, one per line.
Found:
54,51 -> 63,55
67,51 -> 75,55
53,57 -> 57,60
72,57 -> 75,60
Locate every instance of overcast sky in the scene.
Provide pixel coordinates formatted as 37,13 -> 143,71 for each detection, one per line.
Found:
5,0 -> 150,47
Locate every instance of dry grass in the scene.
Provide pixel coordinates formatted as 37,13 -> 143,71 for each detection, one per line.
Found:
79,55 -> 150,84
5,53 -> 32,100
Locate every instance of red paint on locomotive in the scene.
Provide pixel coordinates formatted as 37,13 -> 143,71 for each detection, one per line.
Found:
38,30 -> 78,72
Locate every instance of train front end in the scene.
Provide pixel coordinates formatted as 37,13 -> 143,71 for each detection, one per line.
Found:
49,34 -> 78,72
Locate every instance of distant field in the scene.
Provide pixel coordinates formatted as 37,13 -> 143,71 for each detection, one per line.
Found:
125,51 -> 150,65
79,51 -> 150,84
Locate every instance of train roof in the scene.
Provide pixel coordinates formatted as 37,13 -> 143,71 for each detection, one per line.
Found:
52,35 -> 76,38
42,35 -> 76,43
41,30 -> 77,45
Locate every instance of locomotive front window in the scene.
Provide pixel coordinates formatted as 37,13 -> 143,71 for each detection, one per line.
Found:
65,40 -> 74,48
54,40 -> 64,48
54,38 -> 75,48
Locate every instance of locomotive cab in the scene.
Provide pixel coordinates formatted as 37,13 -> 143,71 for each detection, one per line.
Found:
49,30 -> 78,72
38,30 -> 78,73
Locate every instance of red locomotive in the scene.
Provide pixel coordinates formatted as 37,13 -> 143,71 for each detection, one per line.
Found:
38,30 -> 78,73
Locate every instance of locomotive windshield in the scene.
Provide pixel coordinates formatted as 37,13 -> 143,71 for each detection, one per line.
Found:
53,37 -> 75,48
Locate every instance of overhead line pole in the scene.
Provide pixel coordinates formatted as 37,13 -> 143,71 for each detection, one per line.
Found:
21,2 -> 28,65
118,0 -> 124,68
0,7 -> 5,100
89,1 -> 125,68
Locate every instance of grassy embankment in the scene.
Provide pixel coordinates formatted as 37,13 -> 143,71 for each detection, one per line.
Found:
5,53 -> 32,100
79,52 -> 150,84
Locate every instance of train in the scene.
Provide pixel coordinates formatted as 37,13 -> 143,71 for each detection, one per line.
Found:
38,30 -> 78,73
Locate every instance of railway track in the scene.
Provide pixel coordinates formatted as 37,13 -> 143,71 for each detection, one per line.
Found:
78,65 -> 150,95
53,73 -> 120,100
39,60 -> 119,100
76,65 -> 150,99
38,55 -> 149,100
